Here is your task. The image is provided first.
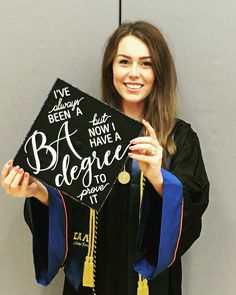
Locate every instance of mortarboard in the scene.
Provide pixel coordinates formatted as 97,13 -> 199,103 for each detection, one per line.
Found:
14,78 -> 143,211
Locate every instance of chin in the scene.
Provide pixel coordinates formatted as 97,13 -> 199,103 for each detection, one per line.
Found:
122,94 -> 147,103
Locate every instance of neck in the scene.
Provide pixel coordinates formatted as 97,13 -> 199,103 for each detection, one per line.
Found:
122,102 -> 144,121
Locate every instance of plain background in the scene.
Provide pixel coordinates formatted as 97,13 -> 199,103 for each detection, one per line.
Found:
0,0 -> 235,294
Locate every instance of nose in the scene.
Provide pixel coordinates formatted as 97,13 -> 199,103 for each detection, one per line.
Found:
129,63 -> 140,78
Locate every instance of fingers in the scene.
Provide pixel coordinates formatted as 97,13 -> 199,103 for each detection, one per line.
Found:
4,165 -> 20,186
2,161 -> 30,197
3,165 -> 21,195
128,151 -> 158,163
129,143 -> 158,156
129,120 -> 163,162
22,172 -> 29,191
10,168 -> 24,188
142,119 -> 157,139
130,120 -> 159,147
1,160 -> 13,185
130,136 -> 156,145
10,171 -> 30,196
130,124 -> 161,157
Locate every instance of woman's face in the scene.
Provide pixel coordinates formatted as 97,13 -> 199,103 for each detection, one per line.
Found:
112,35 -> 155,111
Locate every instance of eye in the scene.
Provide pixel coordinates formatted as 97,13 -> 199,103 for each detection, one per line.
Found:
141,60 -> 152,67
119,59 -> 129,65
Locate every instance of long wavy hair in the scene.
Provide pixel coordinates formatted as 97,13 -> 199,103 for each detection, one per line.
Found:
101,21 -> 178,161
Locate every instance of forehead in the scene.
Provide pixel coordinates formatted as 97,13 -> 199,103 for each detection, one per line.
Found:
116,35 -> 151,57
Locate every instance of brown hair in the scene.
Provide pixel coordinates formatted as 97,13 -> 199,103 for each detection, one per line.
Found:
101,21 -> 178,161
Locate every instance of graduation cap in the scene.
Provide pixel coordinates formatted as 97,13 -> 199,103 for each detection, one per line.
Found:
14,78 -> 143,211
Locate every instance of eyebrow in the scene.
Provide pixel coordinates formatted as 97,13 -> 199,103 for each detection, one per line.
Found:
116,54 -> 152,60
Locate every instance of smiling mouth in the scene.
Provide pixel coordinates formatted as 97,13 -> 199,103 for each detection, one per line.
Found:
124,83 -> 144,90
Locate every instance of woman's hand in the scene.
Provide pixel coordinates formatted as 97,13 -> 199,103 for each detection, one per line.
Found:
128,119 -> 163,196
1,160 -> 48,205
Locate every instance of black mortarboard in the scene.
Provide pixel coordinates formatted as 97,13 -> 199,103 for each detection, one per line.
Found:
14,78 -> 143,211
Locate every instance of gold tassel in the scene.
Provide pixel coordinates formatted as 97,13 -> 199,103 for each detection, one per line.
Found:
82,209 -> 96,288
82,256 -> 95,287
137,274 -> 149,295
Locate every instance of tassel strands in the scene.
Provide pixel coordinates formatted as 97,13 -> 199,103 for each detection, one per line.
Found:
137,274 -> 149,295
83,256 -> 94,287
82,208 -> 97,289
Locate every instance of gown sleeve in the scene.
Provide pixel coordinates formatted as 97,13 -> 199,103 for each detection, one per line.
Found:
24,183 -> 68,286
134,120 -> 209,279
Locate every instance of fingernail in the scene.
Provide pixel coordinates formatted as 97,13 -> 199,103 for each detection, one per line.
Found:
19,168 -> 24,174
25,172 -> 29,177
8,160 -> 13,166
14,166 -> 20,171
129,146 -> 134,150
128,153 -> 133,158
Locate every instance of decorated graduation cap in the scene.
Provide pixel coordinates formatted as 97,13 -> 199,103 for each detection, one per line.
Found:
14,78 -> 143,211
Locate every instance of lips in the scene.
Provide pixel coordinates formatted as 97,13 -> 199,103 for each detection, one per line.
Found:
124,82 -> 144,90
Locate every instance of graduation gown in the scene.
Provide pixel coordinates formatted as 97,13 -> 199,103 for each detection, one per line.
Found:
24,119 -> 209,295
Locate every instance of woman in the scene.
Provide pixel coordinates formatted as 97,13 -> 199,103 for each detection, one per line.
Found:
1,21 -> 209,295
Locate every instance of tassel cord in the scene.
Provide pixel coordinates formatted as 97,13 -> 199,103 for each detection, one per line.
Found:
92,211 -> 98,295
137,172 -> 149,295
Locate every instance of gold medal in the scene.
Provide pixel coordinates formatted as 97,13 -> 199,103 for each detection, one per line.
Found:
118,168 -> 131,184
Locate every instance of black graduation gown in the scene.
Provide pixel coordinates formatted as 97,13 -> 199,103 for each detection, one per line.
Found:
24,119 -> 209,295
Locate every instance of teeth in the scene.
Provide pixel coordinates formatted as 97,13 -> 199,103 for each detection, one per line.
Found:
125,83 -> 142,89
